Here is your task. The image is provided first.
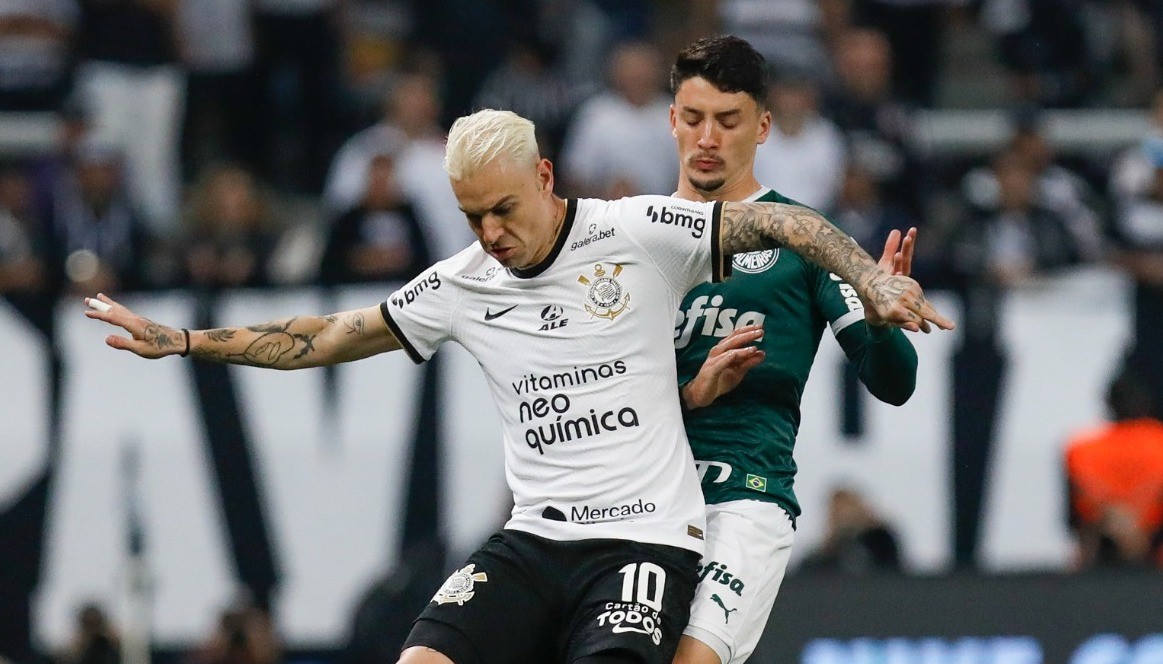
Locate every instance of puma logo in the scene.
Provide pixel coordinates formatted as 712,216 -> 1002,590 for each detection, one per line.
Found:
711,593 -> 737,623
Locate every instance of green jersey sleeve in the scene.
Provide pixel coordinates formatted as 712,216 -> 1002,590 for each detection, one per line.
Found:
811,265 -> 918,405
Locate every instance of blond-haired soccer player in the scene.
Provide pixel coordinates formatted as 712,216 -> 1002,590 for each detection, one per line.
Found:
86,108 -> 950,664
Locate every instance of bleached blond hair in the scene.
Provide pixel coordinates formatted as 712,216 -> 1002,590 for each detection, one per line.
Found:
443,109 -> 540,180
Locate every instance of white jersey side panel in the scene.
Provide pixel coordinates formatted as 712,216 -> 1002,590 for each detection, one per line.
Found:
383,196 -> 725,554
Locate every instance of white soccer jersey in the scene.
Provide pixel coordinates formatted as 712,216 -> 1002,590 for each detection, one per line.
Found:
382,196 -> 728,554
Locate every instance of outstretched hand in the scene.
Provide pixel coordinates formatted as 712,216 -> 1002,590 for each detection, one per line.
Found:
682,325 -> 765,410
83,293 -> 188,359
878,227 -> 915,277
863,228 -> 953,333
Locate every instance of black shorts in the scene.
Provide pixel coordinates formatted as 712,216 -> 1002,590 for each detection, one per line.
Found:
402,529 -> 700,664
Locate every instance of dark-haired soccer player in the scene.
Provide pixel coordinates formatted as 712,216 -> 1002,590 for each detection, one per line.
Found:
667,36 -> 923,664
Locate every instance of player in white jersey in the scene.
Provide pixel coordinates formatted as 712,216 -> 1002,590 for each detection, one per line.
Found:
383,193 -> 716,552
85,109 -> 952,664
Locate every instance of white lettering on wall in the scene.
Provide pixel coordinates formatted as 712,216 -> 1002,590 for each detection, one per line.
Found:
17,269 -> 1137,647
219,286 -> 422,643
441,343 -> 510,562
981,269 -> 1131,570
795,292 -> 959,572
37,293 -> 234,645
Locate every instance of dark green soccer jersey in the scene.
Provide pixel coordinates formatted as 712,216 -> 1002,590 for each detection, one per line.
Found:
675,188 -> 918,517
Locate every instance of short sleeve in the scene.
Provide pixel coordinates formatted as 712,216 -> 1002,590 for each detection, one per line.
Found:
605,195 -> 727,294
380,266 -> 455,363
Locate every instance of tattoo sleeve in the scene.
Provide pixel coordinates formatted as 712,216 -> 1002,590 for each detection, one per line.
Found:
189,310 -> 386,368
721,201 -> 880,292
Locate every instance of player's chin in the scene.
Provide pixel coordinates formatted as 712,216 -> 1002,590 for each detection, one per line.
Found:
688,174 -> 725,193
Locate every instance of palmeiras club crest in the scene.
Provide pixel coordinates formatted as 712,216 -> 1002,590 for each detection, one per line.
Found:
732,249 -> 779,274
578,263 -> 631,320
432,564 -> 489,605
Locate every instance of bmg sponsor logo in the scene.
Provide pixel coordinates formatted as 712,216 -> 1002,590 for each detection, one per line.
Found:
391,272 -> 441,308
646,204 -> 706,238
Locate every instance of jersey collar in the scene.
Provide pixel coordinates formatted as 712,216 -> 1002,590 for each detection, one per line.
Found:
670,187 -> 771,203
511,199 -> 577,279
743,186 -> 770,202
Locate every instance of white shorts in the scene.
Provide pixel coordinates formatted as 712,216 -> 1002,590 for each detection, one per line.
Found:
682,500 -> 795,664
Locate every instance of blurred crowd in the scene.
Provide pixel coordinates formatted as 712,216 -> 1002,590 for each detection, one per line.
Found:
4,0 -> 1163,298
50,596 -> 282,664
3,0 -> 1163,571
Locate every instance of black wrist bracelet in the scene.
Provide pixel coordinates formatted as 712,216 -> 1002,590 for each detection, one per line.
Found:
679,381 -> 693,416
180,328 -> 190,357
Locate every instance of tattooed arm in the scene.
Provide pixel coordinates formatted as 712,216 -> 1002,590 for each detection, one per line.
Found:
720,201 -> 954,332
83,294 -> 401,367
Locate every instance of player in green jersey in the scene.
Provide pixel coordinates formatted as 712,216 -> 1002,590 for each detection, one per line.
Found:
667,36 -> 926,664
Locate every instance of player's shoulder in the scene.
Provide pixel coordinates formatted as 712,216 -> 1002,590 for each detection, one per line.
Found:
581,195 -> 717,231
438,244 -> 505,283
575,195 -> 655,220
749,190 -> 834,267
389,245 -> 495,307
583,194 -> 713,213
755,187 -> 839,230
755,187 -> 805,207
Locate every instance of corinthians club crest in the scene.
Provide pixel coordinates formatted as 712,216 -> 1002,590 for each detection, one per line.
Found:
432,564 -> 489,605
578,263 -> 631,320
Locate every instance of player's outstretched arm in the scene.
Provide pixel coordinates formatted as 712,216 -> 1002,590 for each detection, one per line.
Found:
720,202 -> 954,333
84,293 -> 402,368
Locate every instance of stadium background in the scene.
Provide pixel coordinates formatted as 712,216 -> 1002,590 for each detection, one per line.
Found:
1,1 -> 1162,663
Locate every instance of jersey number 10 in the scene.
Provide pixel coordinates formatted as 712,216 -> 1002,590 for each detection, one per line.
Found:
618,562 -> 666,612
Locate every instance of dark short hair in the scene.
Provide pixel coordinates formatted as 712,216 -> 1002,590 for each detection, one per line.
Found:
670,35 -> 769,106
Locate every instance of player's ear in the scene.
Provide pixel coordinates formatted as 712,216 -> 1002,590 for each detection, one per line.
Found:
537,158 -> 554,192
670,104 -> 678,138
756,109 -> 772,145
